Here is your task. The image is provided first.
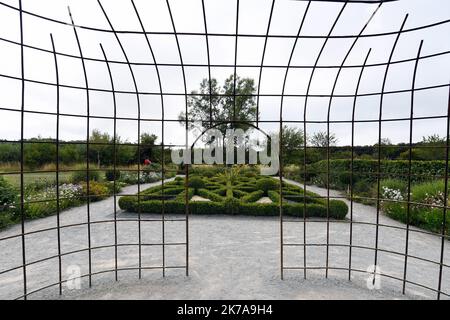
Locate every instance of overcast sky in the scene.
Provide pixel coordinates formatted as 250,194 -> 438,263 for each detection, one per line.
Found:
0,0 -> 449,147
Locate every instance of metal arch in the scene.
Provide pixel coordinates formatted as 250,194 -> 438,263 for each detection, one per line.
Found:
2,34 -> 450,70
256,0 -> 276,128
67,5 -> 93,288
165,0 -> 190,277
97,0 -> 144,279
301,1 -> 348,280
0,0 -> 449,301
324,2 -> 383,278
438,85 -> 450,300
200,0 -> 213,128
233,0 -> 240,124
349,48 -> 372,281
374,14 -> 409,278
50,33 -> 63,295
1,70 -> 449,99
279,0 -> 312,280
402,40 -> 424,294
18,0 -> 27,300
130,0 -> 170,278
99,43 -> 119,282
10,0 -> 450,41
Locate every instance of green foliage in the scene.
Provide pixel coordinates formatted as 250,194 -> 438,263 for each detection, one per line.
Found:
71,170 -> 101,184
188,176 -> 205,191
119,173 -> 348,219
105,169 -> 121,181
80,181 -> 109,202
309,131 -> 337,148
139,133 -> 159,163
256,178 -> 280,194
143,162 -> 162,172
197,189 -> 224,202
0,176 -> 16,212
179,76 -> 257,137
380,180 -> 449,235
240,190 -> 264,203
380,179 -> 407,195
309,159 -> 447,189
24,140 -> 56,169
190,165 -> 225,177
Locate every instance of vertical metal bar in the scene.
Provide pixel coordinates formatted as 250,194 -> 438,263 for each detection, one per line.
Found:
18,0 -> 27,300
232,0 -> 240,125
279,0 -> 312,281
201,0 -> 213,129
375,15 -> 408,281
326,2 -> 381,278
131,0 -> 168,277
437,84 -> 450,300
50,34 -> 62,295
68,6 -> 92,287
302,1 -> 347,279
349,48 -> 371,280
256,0 -> 275,128
165,0 -> 189,277
402,40 -> 423,295
100,44 -> 118,281
97,0 -> 142,278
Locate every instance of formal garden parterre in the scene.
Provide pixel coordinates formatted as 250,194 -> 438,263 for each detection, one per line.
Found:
118,167 -> 348,219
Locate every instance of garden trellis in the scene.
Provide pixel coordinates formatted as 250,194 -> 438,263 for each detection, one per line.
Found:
0,0 -> 449,299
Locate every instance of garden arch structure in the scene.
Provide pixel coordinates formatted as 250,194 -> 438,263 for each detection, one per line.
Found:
0,0 -> 449,299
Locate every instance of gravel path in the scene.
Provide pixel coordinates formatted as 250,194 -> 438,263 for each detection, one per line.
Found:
0,178 -> 448,300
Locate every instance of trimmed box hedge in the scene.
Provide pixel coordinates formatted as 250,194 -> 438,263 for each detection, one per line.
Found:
118,170 -> 348,219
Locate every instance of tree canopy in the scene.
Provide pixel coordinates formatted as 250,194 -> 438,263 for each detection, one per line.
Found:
178,75 -> 258,140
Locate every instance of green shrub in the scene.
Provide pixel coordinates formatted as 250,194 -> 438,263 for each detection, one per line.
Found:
310,159 -> 447,189
241,190 -> 264,203
71,170 -> 101,183
380,179 -> 407,195
105,169 -> 121,181
0,176 -> 16,212
118,196 -> 137,211
256,178 -> 280,194
143,162 -> 162,172
104,181 -> 123,194
80,181 -> 109,201
197,189 -> 224,202
119,172 -> 348,219
190,165 -> 225,178
268,190 -> 280,203
328,200 -> 349,219
380,180 -> 450,235
0,211 -> 15,229
188,176 -> 205,191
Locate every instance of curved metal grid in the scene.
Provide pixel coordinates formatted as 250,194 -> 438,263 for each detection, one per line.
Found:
0,0 -> 448,300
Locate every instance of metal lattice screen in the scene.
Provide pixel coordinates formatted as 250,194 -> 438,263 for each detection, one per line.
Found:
0,0 -> 448,300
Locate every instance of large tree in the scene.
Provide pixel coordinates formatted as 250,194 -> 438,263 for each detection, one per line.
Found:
280,126 -> 305,165
179,75 -> 258,143
309,131 -> 338,148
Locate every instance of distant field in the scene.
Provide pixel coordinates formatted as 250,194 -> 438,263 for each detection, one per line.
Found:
3,172 -> 73,188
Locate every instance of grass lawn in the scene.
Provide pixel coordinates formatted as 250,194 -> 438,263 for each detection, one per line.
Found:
3,172 -> 73,188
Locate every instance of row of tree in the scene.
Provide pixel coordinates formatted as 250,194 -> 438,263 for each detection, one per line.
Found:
0,130 -> 163,169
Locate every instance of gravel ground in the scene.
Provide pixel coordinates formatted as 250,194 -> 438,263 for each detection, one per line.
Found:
0,177 -> 448,300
